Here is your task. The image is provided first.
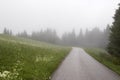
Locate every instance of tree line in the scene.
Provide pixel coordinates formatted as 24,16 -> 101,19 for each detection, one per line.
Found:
2,26 -> 110,48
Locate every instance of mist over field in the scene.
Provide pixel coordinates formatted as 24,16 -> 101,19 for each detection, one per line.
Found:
0,0 -> 119,48
0,0 -> 119,35
0,0 -> 120,80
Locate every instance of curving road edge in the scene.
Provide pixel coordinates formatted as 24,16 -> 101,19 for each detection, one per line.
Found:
51,47 -> 120,80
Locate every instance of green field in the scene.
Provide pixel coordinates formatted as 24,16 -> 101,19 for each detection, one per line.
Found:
0,34 -> 71,80
84,48 -> 120,75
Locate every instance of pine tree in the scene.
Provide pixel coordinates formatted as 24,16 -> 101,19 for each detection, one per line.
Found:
3,28 -> 12,35
107,4 -> 120,57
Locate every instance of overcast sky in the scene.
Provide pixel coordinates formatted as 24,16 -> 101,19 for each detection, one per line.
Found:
0,0 -> 119,35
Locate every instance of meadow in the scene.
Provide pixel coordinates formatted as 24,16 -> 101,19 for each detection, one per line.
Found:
84,48 -> 120,75
0,34 -> 70,80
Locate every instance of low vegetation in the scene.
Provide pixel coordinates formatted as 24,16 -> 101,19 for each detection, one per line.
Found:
84,48 -> 120,75
0,34 -> 70,80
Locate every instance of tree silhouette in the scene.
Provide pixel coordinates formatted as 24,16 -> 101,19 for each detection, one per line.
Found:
107,4 -> 120,57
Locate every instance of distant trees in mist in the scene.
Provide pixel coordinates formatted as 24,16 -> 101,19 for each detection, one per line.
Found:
31,29 -> 60,44
17,30 -> 29,38
60,26 -> 110,48
2,26 -> 110,48
3,28 -> 12,35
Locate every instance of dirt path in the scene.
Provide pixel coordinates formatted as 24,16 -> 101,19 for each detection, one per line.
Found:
51,47 -> 120,80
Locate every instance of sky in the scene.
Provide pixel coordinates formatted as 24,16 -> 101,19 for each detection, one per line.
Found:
0,0 -> 119,35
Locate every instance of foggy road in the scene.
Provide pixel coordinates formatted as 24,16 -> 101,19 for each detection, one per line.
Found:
51,47 -> 120,80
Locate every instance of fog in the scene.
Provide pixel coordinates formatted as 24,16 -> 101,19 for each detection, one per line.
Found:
0,0 -> 119,35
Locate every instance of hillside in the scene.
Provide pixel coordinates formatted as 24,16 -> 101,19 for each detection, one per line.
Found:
0,34 -> 70,80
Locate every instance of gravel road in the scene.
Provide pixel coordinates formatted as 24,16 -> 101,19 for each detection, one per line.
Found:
51,47 -> 120,80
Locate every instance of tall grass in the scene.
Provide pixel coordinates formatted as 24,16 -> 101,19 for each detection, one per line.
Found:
84,48 -> 120,75
0,34 -> 71,80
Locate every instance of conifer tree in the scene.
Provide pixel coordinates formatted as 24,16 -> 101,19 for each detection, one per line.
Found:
107,4 -> 120,57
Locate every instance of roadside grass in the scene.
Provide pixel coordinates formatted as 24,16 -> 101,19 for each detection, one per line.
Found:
84,48 -> 120,75
0,34 -> 71,80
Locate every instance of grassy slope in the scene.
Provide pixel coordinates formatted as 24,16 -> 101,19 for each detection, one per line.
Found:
84,48 -> 120,75
0,34 -> 71,80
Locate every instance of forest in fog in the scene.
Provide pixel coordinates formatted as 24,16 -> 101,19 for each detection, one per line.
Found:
3,25 -> 110,48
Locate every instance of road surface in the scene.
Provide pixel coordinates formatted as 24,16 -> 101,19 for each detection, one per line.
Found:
51,47 -> 120,80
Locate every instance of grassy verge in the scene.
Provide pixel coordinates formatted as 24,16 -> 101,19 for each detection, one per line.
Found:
0,34 -> 71,80
84,48 -> 120,75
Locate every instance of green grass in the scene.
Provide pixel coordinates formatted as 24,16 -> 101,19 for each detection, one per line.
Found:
0,34 -> 71,80
84,48 -> 120,75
